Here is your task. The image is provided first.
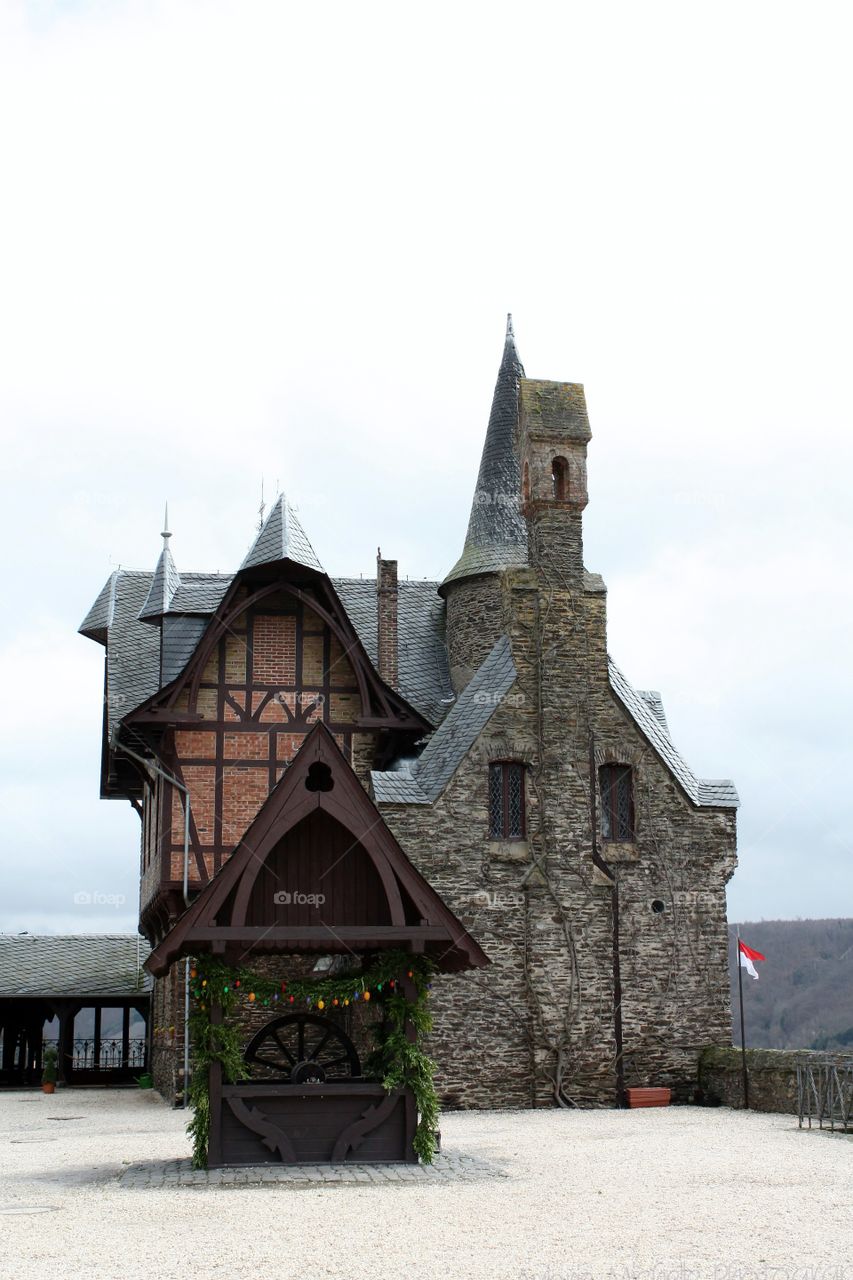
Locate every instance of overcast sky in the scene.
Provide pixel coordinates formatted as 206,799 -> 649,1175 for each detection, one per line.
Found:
1,0 -> 850,936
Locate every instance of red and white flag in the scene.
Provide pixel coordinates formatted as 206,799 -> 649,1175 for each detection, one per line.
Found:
738,939 -> 766,980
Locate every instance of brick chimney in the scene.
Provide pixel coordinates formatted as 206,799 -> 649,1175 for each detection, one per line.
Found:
376,550 -> 399,688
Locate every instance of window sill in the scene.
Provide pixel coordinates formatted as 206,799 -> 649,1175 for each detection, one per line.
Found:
601,841 -> 638,863
486,839 -> 530,864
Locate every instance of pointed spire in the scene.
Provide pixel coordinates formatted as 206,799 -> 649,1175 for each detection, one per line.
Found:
240,492 -> 323,574
139,504 -> 182,622
440,317 -> 528,590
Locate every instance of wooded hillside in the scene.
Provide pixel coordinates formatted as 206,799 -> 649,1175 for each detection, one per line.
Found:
728,919 -> 853,1049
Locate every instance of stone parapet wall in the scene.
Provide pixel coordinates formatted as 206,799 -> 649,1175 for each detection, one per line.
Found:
697,1046 -> 846,1114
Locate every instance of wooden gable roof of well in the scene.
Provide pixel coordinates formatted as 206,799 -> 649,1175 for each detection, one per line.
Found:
145,722 -> 490,976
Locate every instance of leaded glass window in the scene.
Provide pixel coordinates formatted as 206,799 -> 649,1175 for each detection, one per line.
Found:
599,764 -> 634,842
489,762 -> 526,839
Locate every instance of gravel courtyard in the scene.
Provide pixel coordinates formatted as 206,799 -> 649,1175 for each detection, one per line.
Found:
0,1089 -> 849,1280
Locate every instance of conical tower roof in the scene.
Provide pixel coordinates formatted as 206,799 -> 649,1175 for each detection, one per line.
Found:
440,316 -> 528,591
139,507 -> 182,622
240,493 -> 323,573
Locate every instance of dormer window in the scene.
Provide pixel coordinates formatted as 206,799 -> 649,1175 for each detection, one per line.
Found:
489,762 -> 525,839
552,456 -> 569,501
599,763 -> 634,842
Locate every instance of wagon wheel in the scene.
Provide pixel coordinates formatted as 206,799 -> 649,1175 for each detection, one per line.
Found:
243,1013 -> 361,1084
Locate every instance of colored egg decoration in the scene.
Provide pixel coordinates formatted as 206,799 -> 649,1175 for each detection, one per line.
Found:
317,999 -> 325,1010
363,990 -> 371,1002
248,992 -> 256,1003
288,995 -> 294,1004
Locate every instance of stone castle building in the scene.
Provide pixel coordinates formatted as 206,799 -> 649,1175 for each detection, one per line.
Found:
80,318 -> 738,1107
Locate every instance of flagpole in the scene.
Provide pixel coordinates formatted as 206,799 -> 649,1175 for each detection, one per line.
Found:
736,927 -> 749,1110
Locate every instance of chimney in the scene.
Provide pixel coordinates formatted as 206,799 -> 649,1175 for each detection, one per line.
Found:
376,549 -> 399,688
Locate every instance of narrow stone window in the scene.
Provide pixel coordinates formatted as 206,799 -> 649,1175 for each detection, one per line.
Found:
522,460 -> 531,506
552,456 -> 569,501
599,763 -> 634,842
489,762 -> 526,839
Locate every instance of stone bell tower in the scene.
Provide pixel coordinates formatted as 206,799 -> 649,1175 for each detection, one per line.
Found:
518,378 -> 591,584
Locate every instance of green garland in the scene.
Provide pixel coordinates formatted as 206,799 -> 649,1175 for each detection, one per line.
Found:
186,950 -> 438,1168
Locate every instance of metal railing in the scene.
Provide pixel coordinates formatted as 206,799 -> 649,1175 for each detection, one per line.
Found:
43,1037 -> 147,1072
796,1053 -> 853,1133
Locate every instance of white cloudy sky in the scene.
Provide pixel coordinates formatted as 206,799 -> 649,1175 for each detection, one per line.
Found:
0,0 -> 850,935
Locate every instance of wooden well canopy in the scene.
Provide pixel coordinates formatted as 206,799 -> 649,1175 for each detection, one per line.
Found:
146,723 -> 489,978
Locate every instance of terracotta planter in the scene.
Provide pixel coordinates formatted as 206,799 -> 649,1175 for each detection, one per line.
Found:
41,1082 -> 56,1095
625,1087 -> 671,1108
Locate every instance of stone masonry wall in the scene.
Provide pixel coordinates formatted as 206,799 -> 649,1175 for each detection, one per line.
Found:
445,575 -> 505,694
698,1047 -> 852,1114
381,517 -> 736,1110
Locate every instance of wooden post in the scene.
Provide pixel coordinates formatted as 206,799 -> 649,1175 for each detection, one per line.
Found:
58,1003 -> 77,1084
398,971 -> 420,1163
121,1006 -> 131,1071
207,1000 -> 223,1168
93,1006 -> 102,1073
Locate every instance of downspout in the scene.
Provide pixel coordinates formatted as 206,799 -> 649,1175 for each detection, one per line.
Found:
589,734 -> 626,1108
111,729 -> 192,1109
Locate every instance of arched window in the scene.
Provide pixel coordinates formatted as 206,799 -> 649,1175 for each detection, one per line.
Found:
552,456 -> 569,501
599,763 -> 634,842
522,460 -> 530,506
488,762 -> 526,839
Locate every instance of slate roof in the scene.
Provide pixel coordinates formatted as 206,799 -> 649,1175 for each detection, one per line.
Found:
372,636 -> 516,803
79,570 -> 118,642
104,571 -> 163,737
138,543 -> 181,621
241,493 -> 323,573
334,578 -> 454,726
609,659 -> 739,808
371,637 -> 737,810
441,316 -> 529,589
81,568 -> 453,733
0,935 -> 152,998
